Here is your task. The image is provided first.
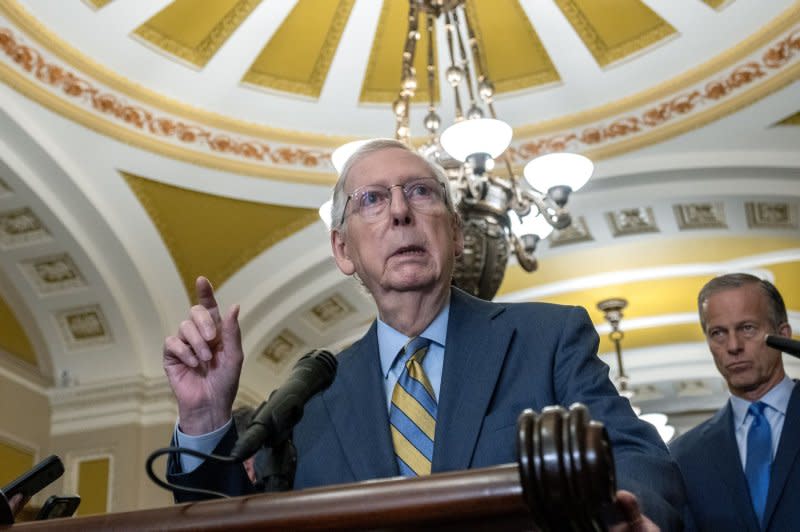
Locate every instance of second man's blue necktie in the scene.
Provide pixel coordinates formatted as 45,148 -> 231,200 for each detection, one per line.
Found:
745,401 -> 772,526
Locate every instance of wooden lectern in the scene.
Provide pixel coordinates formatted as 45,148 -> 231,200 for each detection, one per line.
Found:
6,404 -> 616,531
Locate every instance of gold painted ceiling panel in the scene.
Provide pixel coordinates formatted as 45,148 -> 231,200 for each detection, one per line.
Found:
360,0 -> 439,104
498,236 -> 800,295
133,0 -> 261,68
770,261 -> 800,304
702,0 -> 731,10
533,261 -> 800,352
538,275 -> 713,322
122,171 -> 319,299
776,110 -> 800,126
554,0 -> 676,67
242,0 -> 355,98
84,0 -> 113,9
0,294 -> 37,366
598,322 -> 706,353
466,0 -> 560,92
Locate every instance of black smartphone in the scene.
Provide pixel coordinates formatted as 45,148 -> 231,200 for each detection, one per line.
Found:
1,455 -> 64,500
36,495 -> 80,520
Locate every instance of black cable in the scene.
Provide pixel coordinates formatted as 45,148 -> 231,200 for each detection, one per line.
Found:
145,447 -> 238,500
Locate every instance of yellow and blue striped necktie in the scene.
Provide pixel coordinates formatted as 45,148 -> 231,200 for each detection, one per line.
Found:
389,336 -> 436,476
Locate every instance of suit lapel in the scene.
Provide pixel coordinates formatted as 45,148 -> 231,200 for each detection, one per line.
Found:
763,382 -> 800,528
703,403 -> 760,531
323,324 -> 398,481
433,288 -> 512,472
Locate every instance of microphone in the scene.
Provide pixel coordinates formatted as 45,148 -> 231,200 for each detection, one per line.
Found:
230,349 -> 337,461
766,335 -> 800,358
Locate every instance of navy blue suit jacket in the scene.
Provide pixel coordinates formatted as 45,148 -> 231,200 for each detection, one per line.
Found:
169,288 -> 685,529
670,382 -> 800,531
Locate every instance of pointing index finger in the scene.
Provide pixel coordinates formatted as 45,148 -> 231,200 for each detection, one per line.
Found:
196,276 -> 221,322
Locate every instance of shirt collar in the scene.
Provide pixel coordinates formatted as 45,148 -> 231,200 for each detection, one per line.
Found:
377,301 -> 450,379
730,375 -> 795,428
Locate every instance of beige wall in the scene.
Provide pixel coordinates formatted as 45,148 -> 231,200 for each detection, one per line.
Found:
0,370 -> 51,511
50,421 -> 174,513
0,372 -> 50,449
1,360 -> 177,514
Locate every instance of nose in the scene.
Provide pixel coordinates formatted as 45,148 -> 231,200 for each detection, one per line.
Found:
389,185 -> 412,226
726,331 -> 744,354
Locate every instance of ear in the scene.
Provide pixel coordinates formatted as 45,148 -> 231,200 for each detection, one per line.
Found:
331,229 -> 356,276
778,321 -> 792,338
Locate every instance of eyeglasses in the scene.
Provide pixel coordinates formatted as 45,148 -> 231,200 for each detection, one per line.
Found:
343,177 -> 447,223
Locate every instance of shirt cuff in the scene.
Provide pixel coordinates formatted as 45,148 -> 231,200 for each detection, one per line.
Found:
175,418 -> 232,473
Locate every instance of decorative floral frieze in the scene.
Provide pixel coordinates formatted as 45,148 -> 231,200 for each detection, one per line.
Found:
508,29 -> 800,161
0,27 -> 333,170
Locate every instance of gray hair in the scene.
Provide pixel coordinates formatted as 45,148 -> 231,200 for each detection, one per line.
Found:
697,273 -> 788,331
329,139 -> 457,232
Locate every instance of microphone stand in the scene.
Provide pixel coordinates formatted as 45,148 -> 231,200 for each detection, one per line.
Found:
256,436 -> 297,493
0,491 -> 14,525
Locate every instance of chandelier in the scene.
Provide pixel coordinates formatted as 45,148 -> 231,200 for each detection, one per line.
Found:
597,298 -> 675,442
326,0 -> 593,300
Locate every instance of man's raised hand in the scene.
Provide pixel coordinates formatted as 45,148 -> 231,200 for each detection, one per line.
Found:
163,276 -> 243,435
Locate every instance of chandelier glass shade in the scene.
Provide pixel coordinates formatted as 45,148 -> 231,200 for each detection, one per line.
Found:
438,118 -> 512,161
331,139 -> 372,174
523,152 -> 594,198
325,0 -> 594,300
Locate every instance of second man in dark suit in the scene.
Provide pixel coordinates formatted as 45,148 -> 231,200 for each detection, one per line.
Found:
670,273 -> 798,531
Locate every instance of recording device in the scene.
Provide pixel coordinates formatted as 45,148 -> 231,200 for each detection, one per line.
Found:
766,335 -> 800,358
230,349 -> 337,461
36,495 -> 80,520
1,455 -> 64,501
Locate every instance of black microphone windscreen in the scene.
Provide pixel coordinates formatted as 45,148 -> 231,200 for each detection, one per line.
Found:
765,335 -> 800,358
230,349 -> 337,461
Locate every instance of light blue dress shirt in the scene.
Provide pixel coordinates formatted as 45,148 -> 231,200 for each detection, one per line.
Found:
730,375 -> 795,469
176,303 -> 451,472
377,302 -> 449,409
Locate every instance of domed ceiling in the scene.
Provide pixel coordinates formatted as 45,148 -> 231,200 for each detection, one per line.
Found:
0,0 -> 798,426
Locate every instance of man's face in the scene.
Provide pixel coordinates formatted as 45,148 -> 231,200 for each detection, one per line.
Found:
330,148 -> 463,298
702,284 -> 788,399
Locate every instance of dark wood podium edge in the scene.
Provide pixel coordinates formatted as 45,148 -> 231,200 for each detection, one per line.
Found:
5,463 -> 531,531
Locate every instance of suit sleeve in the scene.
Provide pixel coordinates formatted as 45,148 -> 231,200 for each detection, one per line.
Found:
552,305 -> 687,531
166,424 -> 258,502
